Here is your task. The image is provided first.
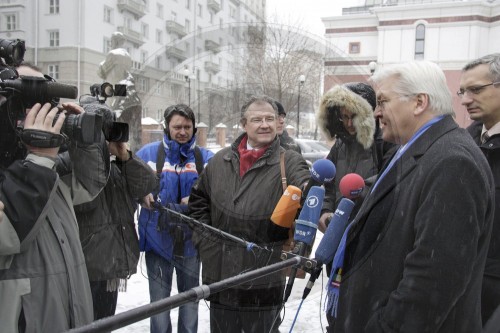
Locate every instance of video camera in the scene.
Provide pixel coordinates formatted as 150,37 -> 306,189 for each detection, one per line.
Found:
84,82 -> 129,142
0,38 -> 104,148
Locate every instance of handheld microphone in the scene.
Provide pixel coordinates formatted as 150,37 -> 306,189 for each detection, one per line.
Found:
302,159 -> 335,201
283,185 -> 325,302
302,173 -> 365,300
270,185 -> 302,229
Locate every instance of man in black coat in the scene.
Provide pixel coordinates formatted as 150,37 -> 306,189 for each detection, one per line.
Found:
460,53 -> 500,326
331,61 -> 494,332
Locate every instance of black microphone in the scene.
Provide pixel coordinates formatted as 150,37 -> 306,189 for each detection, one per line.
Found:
302,159 -> 336,202
302,173 -> 365,300
283,185 -> 325,302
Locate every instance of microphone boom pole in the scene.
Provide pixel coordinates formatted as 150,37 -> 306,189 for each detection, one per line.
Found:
65,257 -> 301,333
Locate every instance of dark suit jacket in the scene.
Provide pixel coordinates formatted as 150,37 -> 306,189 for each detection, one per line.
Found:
334,115 -> 495,332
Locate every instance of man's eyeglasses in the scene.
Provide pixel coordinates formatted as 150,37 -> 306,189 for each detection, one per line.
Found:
457,82 -> 500,97
249,116 -> 276,125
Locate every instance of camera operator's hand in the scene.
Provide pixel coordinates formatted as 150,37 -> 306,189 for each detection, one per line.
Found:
109,142 -> 130,161
24,103 -> 65,158
61,102 -> 84,115
0,200 -> 4,224
141,193 -> 155,210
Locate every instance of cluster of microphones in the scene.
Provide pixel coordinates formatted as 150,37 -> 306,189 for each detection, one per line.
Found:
270,159 -> 366,302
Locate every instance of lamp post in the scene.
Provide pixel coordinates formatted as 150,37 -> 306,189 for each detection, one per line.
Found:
296,74 -> 305,138
183,68 -> 195,106
369,61 -> 378,75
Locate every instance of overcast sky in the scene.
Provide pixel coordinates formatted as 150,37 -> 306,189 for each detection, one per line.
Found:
266,0 -> 345,37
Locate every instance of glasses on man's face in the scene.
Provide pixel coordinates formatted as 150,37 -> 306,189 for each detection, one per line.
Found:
248,116 -> 276,125
339,113 -> 356,123
457,82 -> 500,98
278,114 -> 286,120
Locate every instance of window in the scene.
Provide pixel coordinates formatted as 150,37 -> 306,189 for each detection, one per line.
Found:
155,56 -> 162,69
197,3 -> 203,17
103,6 -> 112,23
171,11 -> 177,21
47,64 -> 59,80
103,37 -> 111,53
49,30 -> 60,47
197,25 -> 202,37
349,42 -> 360,54
155,82 -> 162,95
415,24 -> 425,60
141,50 -> 148,64
5,14 -> 17,31
229,6 -> 235,18
49,0 -> 59,14
220,18 -> 223,29
124,17 -> 132,29
141,23 -> 149,38
157,3 -> 163,19
186,0 -> 191,9
210,12 -> 214,24
156,29 -> 163,44
139,77 -> 149,92
185,19 -> 190,32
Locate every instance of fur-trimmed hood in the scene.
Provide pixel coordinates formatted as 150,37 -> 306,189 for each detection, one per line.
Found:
317,84 -> 376,149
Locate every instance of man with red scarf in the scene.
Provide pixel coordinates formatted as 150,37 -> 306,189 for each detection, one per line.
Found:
189,95 -> 310,333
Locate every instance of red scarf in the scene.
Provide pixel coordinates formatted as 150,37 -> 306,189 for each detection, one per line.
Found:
237,135 -> 270,177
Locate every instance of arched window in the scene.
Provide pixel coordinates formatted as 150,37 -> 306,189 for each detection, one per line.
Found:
415,24 -> 425,60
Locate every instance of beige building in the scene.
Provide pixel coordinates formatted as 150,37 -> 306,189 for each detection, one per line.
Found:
322,0 -> 500,127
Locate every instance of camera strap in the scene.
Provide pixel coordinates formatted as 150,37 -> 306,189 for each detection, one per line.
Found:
20,129 -> 66,148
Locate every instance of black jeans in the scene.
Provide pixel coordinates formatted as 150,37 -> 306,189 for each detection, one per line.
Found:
90,280 -> 118,320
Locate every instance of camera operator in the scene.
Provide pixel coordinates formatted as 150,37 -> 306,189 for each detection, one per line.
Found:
73,96 -> 158,321
0,69 -> 109,331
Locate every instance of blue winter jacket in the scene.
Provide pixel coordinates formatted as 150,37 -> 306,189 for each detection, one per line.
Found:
136,134 -> 213,259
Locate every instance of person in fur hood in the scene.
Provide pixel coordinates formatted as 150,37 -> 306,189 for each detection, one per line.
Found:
316,82 -> 395,233
316,82 -> 396,332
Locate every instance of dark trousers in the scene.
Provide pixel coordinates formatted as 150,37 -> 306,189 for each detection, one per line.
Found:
482,275 -> 500,326
90,280 -> 119,320
209,302 -> 281,333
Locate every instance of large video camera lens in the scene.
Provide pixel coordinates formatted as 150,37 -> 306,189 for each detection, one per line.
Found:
55,112 -> 103,145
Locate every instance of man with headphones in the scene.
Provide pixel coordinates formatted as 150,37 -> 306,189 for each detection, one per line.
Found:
136,104 -> 213,333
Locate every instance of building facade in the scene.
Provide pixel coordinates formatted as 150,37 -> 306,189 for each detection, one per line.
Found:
322,0 -> 500,127
0,0 -> 266,132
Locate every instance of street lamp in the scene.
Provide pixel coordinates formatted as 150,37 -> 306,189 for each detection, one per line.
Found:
183,68 -> 195,106
297,74 -> 305,138
369,61 -> 378,75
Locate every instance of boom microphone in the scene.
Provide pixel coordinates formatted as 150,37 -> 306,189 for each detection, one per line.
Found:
302,159 -> 335,201
302,173 -> 365,300
283,185 -> 325,302
270,185 -> 302,229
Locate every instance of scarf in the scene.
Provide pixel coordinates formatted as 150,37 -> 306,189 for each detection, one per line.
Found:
237,135 -> 270,177
326,221 -> 353,318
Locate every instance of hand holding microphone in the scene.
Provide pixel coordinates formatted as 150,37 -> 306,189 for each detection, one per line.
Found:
302,173 -> 365,300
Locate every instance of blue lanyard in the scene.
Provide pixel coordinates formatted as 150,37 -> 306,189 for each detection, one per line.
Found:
371,115 -> 444,193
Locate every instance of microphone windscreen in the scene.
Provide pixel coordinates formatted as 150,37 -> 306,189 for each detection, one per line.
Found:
339,173 -> 365,199
294,186 -> 325,246
270,185 -> 302,228
310,159 -> 336,184
315,198 -> 355,264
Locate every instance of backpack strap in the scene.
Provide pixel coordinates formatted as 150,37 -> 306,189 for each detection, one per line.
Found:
156,142 -> 166,175
194,146 -> 204,175
280,150 -> 287,192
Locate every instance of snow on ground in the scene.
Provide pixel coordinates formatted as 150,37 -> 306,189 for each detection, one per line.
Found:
115,233 -> 330,333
